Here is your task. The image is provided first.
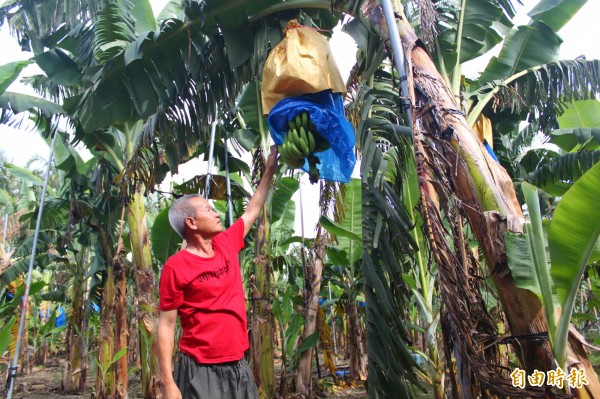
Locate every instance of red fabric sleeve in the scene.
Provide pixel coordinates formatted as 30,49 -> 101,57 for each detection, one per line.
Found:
159,264 -> 184,311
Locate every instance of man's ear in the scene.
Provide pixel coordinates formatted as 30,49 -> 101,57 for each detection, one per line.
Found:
184,216 -> 197,232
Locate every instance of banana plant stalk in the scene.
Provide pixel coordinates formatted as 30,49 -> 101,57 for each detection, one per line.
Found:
295,224 -> 326,396
126,190 -> 160,396
250,79 -> 275,399
62,248 -> 87,393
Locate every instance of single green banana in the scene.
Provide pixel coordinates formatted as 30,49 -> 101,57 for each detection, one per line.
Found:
288,144 -> 305,160
284,130 -> 295,147
301,111 -> 309,130
288,118 -> 297,131
295,114 -> 303,131
292,128 -> 308,156
282,142 -> 301,165
297,127 -> 311,156
285,130 -> 297,148
306,130 -> 316,153
279,142 -> 290,160
290,128 -> 301,147
286,134 -> 305,159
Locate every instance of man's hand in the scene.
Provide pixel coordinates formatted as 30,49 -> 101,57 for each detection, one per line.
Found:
161,381 -> 182,399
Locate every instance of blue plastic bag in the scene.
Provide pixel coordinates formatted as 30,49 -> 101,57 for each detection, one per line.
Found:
55,306 -> 66,328
267,90 -> 356,183
483,139 -> 499,163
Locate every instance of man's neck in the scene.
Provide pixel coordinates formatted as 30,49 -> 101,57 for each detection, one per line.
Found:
184,236 -> 215,258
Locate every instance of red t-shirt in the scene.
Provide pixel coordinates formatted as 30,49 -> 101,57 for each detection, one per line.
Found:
159,218 -> 248,364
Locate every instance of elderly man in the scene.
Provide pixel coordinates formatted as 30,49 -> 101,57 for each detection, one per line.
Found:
158,148 -> 279,399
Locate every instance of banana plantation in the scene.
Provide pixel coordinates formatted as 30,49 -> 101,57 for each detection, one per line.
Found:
1,0 -> 600,398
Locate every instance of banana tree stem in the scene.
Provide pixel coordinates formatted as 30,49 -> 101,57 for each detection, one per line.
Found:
435,38 -> 452,88
451,0 -> 467,95
124,123 -> 133,159
236,111 -> 247,129
104,143 -> 125,171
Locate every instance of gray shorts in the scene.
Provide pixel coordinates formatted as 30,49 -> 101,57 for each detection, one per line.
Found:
174,353 -> 259,399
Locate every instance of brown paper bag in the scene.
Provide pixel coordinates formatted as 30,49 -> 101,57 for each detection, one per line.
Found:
261,20 -> 347,114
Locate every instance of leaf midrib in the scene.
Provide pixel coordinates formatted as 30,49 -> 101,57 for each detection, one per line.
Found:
508,25 -> 535,78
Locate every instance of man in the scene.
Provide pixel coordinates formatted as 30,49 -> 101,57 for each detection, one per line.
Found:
157,148 -> 279,399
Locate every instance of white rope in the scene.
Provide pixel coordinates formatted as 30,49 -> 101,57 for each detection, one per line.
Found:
6,132 -> 58,399
381,0 -> 413,127
224,137 -> 233,225
203,119 -> 218,199
2,213 -> 8,250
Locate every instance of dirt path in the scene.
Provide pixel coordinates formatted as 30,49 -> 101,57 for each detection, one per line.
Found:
2,359 -> 367,398
0,358 -> 143,398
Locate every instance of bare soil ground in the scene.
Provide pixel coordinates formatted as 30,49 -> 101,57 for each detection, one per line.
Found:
1,357 -> 367,398
0,357 -> 128,398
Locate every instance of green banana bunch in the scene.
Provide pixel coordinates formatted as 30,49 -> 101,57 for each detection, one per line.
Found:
295,111 -> 331,153
277,111 -> 331,182
278,138 -> 305,169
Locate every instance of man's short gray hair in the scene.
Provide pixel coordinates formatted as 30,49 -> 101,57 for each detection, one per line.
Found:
168,194 -> 204,239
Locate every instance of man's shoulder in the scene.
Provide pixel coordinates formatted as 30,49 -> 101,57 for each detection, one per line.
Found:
164,250 -> 189,269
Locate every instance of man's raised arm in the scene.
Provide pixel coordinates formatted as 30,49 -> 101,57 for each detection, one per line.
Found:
241,147 -> 279,237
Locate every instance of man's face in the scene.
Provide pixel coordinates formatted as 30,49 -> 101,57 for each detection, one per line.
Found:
186,197 -> 223,237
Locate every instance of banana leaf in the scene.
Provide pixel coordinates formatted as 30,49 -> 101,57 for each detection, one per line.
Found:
0,316 -> 16,356
320,178 -> 362,265
0,91 -> 63,116
0,60 -> 33,95
550,128 -> 600,152
480,0 -> 585,83
270,177 -> 298,254
150,207 -> 182,264
550,161 -> 600,365
556,100 -> 600,131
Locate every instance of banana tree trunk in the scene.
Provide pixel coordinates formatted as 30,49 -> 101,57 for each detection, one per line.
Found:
295,238 -> 325,396
97,263 -> 117,397
251,207 -> 275,399
97,229 -> 129,398
62,270 -> 85,393
114,256 -> 129,398
346,300 -> 367,380
126,190 -> 160,398
393,14 -> 542,371
383,2 -> 599,394
567,327 -> 600,398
